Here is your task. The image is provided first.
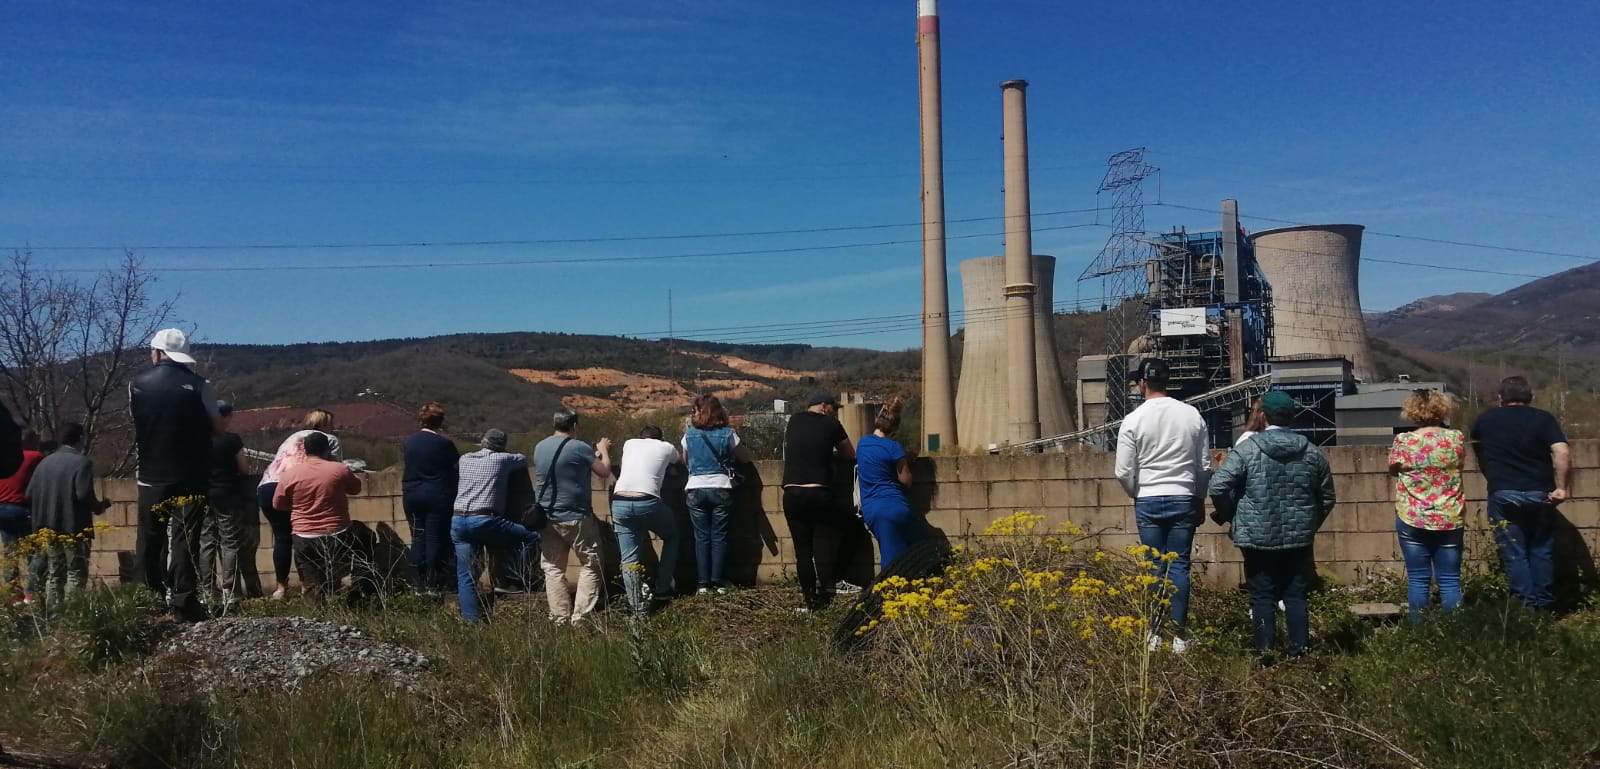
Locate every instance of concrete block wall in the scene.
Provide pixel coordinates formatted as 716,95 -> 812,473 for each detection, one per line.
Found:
86,440 -> 1600,590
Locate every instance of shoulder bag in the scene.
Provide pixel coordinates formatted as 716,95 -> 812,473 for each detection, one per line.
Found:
529,436 -> 574,531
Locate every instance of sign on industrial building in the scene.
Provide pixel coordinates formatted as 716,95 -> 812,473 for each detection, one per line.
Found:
1158,307 -> 1207,336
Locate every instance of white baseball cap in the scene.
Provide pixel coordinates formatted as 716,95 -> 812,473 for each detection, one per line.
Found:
150,328 -> 196,364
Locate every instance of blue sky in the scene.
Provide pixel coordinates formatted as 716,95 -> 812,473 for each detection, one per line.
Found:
3,0 -> 1597,350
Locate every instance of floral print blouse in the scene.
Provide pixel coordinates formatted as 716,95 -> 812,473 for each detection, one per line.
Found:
1389,427 -> 1466,530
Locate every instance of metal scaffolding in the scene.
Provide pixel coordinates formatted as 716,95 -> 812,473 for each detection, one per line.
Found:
1079,148 -> 1159,426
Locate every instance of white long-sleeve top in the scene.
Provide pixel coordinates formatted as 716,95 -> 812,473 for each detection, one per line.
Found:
1114,396 -> 1210,499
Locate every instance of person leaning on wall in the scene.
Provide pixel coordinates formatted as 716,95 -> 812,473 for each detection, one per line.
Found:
1470,375 -> 1569,611
257,409 -> 342,600
1388,389 -> 1467,622
681,394 -> 749,595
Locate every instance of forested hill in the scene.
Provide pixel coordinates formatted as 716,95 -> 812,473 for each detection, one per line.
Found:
196,332 -> 919,435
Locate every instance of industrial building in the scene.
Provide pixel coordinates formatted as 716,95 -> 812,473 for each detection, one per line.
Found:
905,6 -> 1401,454
1037,203 -> 1424,452
1069,203 -> 1276,448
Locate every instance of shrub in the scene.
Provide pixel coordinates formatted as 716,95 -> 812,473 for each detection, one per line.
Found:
854,512 -> 1418,768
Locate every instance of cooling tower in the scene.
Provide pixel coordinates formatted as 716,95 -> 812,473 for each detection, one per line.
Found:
956,255 -> 1074,449
1250,224 -> 1376,381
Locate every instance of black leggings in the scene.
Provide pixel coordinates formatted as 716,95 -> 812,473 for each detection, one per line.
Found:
257,483 -> 293,585
782,486 -> 866,607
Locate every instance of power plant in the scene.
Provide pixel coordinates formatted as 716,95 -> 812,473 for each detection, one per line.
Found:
907,4 -> 1401,453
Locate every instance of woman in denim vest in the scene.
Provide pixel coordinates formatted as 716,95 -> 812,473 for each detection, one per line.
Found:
681,395 -> 750,594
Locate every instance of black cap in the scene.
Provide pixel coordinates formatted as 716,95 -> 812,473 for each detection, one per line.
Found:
806,390 -> 838,407
1130,358 -> 1170,385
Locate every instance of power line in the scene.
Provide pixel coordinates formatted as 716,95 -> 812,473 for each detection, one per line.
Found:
33,223 -> 1106,274
647,272 -> 1494,348
1154,202 -> 1599,263
10,207 -> 1103,254
0,160 -> 1107,188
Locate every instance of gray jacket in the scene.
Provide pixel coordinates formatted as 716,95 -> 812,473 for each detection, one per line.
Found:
1207,430 -> 1335,551
27,446 -> 104,536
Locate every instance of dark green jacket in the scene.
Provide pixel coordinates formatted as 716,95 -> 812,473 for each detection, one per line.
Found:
1207,430 -> 1335,550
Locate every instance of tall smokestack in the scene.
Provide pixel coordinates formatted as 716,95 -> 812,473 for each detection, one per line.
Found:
1221,199 -> 1246,384
917,0 -> 957,453
1001,79 -> 1040,444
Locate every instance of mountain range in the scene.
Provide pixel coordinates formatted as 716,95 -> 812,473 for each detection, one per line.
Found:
193,260 -> 1597,439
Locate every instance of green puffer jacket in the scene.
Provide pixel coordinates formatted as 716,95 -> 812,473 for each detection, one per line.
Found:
1207,429 -> 1336,550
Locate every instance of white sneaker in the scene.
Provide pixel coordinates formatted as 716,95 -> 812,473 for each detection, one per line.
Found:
1146,633 -> 1163,652
270,587 -> 286,601
1170,636 -> 1190,654
695,587 -> 712,596
834,580 -> 863,595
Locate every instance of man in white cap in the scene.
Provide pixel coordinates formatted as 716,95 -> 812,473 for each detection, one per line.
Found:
129,328 -> 223,620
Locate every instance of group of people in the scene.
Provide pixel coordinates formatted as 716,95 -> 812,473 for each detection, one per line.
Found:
1116,358 -> 1569,665
0,328 -> 229,615
0,425 -> 109,606
0,331 -> 1577,645
400,388 -> 907,623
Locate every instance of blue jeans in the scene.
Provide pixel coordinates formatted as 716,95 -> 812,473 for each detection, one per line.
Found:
687,488 -> 733,588
1395,519 -> 1463,622
451,514 -> 540,623
257,484 -> 293,587
1135,496 -> 1199,634
612,497 -> 681,612
1243,547 -> 1311,656
1486,490 -> 1557,609
0,503 -> 31,596
403,492 -> 454,592
862,498 -> 926,574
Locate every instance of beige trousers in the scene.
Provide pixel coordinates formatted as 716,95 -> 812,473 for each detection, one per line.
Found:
539,517 -> 604,623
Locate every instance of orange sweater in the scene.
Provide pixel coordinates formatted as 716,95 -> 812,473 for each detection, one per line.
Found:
273,457 -> 362,536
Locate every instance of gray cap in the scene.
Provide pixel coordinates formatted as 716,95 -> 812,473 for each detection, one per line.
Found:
481,429 -> 508,452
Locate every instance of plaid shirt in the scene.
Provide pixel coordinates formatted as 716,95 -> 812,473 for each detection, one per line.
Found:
453,449 -> 528,514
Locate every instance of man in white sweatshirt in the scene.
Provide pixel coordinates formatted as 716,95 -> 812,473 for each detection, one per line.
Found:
1114,357 -> 1210,653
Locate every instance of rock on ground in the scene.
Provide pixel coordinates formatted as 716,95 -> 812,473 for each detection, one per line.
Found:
155,616 -> 430,691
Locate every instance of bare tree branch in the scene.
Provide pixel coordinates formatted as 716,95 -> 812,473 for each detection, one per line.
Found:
0,250 -> 176,459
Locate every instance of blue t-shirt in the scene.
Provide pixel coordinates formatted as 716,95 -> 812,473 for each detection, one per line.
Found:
857,434 -> 909,511
532,434 -> 599,521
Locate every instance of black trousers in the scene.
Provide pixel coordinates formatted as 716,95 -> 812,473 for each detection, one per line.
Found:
782,486 -> 865,607
138,483 -> 209,615
292,526 -> 380,602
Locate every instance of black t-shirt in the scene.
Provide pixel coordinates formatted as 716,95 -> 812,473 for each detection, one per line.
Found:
210,432 -> 245,498
782,411 -> 849,486
1471,405 -> 1567,493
